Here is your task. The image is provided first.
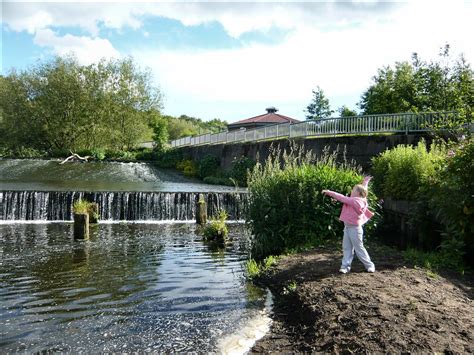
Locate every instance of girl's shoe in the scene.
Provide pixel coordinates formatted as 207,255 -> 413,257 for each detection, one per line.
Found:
367,267 -> 375,273
339,267 -> 350,274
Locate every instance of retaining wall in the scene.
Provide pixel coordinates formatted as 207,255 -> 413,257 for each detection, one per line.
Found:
178,133 -> 432,171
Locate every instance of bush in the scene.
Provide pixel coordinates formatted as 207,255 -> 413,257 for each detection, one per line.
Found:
0,146 -> 47,158
176,159 -> 197,177
371,138 -> 473,270
229,156 -> 256,187
73,199 -> 91,214
203,176 -> 233,186
198,154 -> 220,179
203,210 -> 229,241
154,149 -> 183,168
425,138 -> 474,266
371,140 -> 446,200
247,144 -> 379,260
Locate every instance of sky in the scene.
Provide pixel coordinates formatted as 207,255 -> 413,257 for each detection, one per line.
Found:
2,1 -> 473,123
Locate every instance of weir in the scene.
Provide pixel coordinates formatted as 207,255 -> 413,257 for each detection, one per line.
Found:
0,190 -> 248,221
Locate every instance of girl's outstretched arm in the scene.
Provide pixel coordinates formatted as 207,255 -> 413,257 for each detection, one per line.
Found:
322,190 -> 363,210
362,175 -> 372,188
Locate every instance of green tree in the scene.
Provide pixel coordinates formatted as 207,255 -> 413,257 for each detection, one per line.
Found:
358,44 -> 473,125
338,105 -> 358,117
152,117 -> 169,151
305,86 -> 333,120
0,55 -> 163,154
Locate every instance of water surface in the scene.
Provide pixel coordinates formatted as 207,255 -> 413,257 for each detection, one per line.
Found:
0,159 -> 244,193
0,223 -> 266,353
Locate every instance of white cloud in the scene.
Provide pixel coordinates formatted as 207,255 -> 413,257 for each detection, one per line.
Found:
3,1 -> 399,37
133,1 -> 473,120
33,29 -> 120,64
3,1 -> 473,120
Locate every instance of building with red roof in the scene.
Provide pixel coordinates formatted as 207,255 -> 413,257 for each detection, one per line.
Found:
227,107 -> 300,131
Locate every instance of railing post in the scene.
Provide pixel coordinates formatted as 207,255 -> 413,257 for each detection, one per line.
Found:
405,114 -> 409,135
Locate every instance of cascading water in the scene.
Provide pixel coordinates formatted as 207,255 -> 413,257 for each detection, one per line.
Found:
0,190 -> 248,221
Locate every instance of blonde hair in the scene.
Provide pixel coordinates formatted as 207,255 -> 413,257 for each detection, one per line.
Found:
354,184 -> 368,198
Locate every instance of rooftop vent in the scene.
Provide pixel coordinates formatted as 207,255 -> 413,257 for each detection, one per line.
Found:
266,106 -> 278,113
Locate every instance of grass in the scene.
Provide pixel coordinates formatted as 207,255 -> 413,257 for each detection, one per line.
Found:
73,199 -> 91,214
245,255 -> 279,279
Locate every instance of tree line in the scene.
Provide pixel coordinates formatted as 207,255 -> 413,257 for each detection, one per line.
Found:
1,44 -> 471,158
305,44 -> 473,125
0,55 -> 229,157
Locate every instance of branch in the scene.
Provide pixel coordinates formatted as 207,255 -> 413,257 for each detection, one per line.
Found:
59,152 -> 92,164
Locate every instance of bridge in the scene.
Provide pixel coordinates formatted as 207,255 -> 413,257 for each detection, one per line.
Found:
170,112 -> 458,148
170,112 -> 462,171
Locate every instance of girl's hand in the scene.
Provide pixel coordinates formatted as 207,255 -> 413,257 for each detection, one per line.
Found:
322,190 -> 329,195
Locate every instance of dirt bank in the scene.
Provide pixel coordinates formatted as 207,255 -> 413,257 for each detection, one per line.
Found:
251,245 -> 473,353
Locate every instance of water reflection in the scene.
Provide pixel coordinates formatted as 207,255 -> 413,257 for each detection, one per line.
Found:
0,223 -> 266,353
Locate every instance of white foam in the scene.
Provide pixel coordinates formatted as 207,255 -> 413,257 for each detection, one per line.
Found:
0,219 -> 246,225
217,290 -> 273,355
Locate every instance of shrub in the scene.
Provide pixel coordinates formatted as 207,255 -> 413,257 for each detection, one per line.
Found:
91,148 -> 106,161
203,210 -> 229,241
73,199 -> 91,214
371,140 -> 446,200
203,176 -> 233,186
176,159 -> 197,177
229,156 -> 256,187
198,154 -> 220,179
154,149 -> 183,168
247,144 -> 379,260
425,137 -> 474,266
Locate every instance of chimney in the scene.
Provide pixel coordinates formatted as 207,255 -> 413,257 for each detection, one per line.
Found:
266,106 -> 278,113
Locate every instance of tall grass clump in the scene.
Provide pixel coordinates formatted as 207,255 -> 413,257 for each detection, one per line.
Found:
247,143 -> 379,260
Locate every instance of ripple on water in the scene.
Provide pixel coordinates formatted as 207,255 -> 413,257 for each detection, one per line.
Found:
0,223 -> 268,353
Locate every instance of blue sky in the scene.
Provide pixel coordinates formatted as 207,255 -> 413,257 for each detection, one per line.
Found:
2,1 -> 473,123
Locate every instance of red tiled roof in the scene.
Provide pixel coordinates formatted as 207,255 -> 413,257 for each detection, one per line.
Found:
229,112 -> 300,126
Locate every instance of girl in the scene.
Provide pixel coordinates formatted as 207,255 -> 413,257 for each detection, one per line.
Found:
322,176 -> 375,273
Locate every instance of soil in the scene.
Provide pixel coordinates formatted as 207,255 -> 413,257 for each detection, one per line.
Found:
250,244 -> 473,353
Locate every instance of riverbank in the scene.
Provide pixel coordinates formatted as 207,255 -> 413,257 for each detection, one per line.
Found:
250,244 -> 473,353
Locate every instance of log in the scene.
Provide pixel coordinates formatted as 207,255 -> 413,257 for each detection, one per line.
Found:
60,151 -> 91,164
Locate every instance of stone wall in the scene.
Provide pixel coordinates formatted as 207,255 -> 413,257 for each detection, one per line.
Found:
178,133 -> 432,171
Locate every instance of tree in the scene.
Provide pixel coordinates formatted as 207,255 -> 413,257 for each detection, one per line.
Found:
152,117 -> 169,151
338,106 -> 358,117
358,44 -> 473,123
0,55 -> 163,153
305,86 -> 333,120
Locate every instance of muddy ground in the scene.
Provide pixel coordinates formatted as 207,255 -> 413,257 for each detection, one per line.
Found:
250,244 -> 473,353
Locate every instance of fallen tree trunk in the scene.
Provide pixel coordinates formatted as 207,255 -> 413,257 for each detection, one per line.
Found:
60,152 -> 92,164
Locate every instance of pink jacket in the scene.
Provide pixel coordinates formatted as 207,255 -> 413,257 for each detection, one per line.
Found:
324,177 -> 374,226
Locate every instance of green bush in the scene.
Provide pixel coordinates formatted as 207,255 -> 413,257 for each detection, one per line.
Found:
154,149 -> 183,168
0,146 -> 47,158
372,138 -> 473,270
203,210 -> 229,241
229,156 -> 256,187
198,154 -> 220,179
371,141 -> 446,200
176,159 -> 198,177
247,144 -> 379,260
425,138 -> 474,266
203,176 -> 233,186
73,199 -> 91,214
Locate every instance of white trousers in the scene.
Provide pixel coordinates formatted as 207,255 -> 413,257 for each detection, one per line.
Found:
341,224 -> 375,271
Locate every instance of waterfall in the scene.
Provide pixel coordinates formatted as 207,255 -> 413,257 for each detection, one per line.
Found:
0,191 -> 248,221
